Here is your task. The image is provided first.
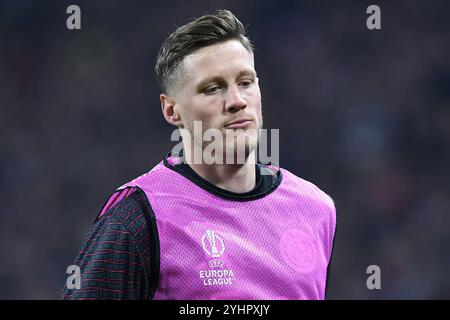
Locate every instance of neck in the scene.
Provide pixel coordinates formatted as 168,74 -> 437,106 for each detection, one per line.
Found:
183,145 -> 257,194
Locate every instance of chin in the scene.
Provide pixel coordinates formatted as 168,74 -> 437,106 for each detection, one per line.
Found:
223,138 -> 258,165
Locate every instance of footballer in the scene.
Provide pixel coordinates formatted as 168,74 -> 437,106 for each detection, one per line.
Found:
61,9 -> 336,300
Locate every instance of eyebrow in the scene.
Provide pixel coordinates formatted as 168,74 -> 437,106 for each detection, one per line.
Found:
195,69 -> 257,91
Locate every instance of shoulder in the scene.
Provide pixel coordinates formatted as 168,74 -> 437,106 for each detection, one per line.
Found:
279,167 -> 336,213
61,188 -> 153,300
98,188 -> 151,225
61,188 -> 158,300
96,188 -> 158,262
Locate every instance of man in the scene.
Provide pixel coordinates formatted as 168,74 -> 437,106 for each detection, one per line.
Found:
62,9 -> 336,300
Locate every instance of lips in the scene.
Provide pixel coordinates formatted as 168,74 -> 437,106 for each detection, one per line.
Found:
225,118 -> 253,129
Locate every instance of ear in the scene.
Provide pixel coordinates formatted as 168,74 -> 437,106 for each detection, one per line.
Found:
160,93 -> 183,127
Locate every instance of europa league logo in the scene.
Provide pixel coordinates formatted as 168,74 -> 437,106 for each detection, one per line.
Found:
201,230 -> 225,258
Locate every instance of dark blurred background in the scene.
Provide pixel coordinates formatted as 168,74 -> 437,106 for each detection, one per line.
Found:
0,0 -> 449,299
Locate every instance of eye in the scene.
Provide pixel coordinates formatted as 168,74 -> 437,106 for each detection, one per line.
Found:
239,79 -> 253,87
203,85 -> 220,95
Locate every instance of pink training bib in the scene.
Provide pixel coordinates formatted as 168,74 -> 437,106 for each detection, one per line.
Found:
100,154 -> 336,300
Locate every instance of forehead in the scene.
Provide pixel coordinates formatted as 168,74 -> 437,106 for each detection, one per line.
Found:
182,40 -> 255,81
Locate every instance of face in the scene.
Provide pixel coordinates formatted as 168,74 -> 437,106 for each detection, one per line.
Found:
162,39 -> 263,162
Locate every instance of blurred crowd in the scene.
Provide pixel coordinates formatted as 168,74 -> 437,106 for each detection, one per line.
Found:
0,0 -> 449,298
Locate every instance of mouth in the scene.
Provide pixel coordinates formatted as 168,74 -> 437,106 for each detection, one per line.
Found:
225,119 -> 253,129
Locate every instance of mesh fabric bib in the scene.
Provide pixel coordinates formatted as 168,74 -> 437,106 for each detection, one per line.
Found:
100,154 -> 336,300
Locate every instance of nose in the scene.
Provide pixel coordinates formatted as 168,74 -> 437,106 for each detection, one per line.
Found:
224,85 -> 247,113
